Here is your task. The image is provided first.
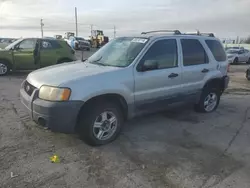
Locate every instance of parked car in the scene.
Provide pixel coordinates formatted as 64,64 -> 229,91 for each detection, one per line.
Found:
0,38 -> 17,49
0,38 -> 76,76
226,48 -> 250,64
66,36 -> 90,51
20,30 -> 229,146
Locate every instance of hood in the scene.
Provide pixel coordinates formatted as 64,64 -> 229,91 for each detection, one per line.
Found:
27,60 -> 120,88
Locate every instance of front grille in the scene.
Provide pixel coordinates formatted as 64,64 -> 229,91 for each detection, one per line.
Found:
23,81 -> 36,96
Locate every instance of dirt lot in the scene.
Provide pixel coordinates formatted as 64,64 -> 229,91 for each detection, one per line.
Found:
1,52 -> 250,188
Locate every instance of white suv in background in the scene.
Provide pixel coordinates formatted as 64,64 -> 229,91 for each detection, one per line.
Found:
20,30 -> 230,146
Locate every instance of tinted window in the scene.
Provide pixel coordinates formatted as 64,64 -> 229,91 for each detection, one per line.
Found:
141,39 -> 178,69
181,39 -> 208,66
205,40 -> 226,61
41,40 -> 60,49
18,39 -> 36,49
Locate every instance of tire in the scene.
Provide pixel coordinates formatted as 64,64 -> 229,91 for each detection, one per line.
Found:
246,69 -> 250,81
195,87 -> 220,113
0,60 -> 10,76
247,58 -> 250,64
233,57 -> 238,64
77,101 -> 124,146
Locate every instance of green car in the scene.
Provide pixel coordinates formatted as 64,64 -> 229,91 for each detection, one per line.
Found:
0,38 -> 76,76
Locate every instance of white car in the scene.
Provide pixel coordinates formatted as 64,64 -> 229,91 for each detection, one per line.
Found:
227,48 -> 250,64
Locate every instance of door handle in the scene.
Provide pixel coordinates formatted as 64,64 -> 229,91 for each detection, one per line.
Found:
201,68 -> 209,73
168,73 -> 179,78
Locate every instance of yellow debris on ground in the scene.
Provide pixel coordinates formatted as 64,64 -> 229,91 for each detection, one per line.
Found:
50,154 -> 60,163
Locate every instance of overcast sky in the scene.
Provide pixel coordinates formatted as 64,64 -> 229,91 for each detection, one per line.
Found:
0,0 -> 249,39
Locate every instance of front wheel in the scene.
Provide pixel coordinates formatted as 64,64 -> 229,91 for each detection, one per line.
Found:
77,101 -> 124,146
195,88 -> 220,113
0,61 -> 10,76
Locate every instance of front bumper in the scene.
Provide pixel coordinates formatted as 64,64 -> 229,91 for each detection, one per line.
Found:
20,81 -> 84,133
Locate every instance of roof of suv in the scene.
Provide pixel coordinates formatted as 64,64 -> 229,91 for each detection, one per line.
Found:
131,30 -> 218,41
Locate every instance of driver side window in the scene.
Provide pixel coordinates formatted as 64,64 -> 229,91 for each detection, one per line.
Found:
140,39 -> 178,70
18,39 -> 36,49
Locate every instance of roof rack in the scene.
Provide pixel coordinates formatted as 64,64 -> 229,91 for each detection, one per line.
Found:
184,31 -> 215,37
141,30 -> 181,35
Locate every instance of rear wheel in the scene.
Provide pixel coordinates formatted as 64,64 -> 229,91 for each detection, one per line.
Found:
195,87 -> 220,113
0,61 -> 10,76
77,101 -> 124,146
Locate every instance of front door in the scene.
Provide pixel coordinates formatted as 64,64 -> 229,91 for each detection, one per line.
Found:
13,39 -> 37,70
39,40 -> 59,68
134,38 -> 182,112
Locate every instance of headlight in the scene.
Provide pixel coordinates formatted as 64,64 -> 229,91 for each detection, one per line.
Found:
38,85 -> 71,101
227,55 -> 234,59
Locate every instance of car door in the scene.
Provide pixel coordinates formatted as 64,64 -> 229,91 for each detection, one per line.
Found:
242,49 -> 250,62
13,39 -> 37,70
39,40 -> 59,68
180,38 -> 214,95
237,49 -> 247,62
133,38 -> 182,112
245,49 -> 250,62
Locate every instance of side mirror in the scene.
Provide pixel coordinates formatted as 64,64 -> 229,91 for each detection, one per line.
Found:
139,60 -> 158,72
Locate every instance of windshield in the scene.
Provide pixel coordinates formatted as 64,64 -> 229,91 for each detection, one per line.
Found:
5,38 -> 22,50
226,49 -> 239,54
87,37 -> 148,67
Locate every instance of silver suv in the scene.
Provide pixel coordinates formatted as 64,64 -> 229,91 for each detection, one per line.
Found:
20,30 -> 229,146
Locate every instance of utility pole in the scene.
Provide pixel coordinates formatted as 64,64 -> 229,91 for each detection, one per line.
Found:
75,7 -> 78,37
113,25 -> 116,38
40,19 -> 44,38
90,24 -> 93,37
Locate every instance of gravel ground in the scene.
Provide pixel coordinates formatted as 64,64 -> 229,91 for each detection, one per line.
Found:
0,51 -> 250,188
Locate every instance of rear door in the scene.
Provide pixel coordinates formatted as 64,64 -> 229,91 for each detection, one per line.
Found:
134,38 -> 182,111
39,40 -> 60,68
205,39 -> 228,75
180,38 -> 213,95
13,39 -> 37,70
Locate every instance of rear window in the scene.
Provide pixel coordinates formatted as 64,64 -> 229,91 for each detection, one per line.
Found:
205,40 -> 226,61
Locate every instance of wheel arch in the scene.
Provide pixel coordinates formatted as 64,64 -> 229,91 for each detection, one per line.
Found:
75,93 -> 129,131
57,57 -> 73,64
0,58 -> 12,69
203,77 -> 224,92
